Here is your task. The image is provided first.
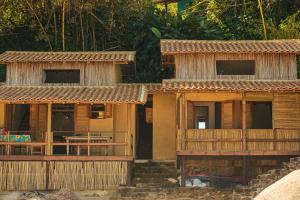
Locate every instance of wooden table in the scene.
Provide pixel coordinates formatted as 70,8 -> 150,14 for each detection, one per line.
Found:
63,135 -> 112,156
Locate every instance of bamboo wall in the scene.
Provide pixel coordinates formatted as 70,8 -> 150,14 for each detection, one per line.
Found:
0,161 -> 128,191
48,161 -> 127,190
30,104 -> 47,141
174,53 -> 297,80
184,129 -> 300,152
0,104 -> 4,128
75,104 -> 90,132
0,161 -> 46,191
274,93 -> 300,129
6,62 -> 120,86
186,129 -> 242,151
221,102 -> 233,129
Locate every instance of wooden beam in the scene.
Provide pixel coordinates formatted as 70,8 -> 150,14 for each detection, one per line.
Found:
0,155 -> 134,161
46,103 -> 52,155
177,150 -> 300,156
52,142 -> 127,146
182,93 -> 187,150
185,138 -> 300,143
180,156 -> 186,187
127,161 -> 133,186
242,98 -> 247,151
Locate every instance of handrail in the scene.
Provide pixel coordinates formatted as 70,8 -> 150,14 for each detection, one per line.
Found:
52,142 -> 127,146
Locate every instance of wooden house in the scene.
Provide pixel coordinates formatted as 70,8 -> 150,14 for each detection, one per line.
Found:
0,39 -> 300,190
156,39 -> 300,185
0,51 -> 145,190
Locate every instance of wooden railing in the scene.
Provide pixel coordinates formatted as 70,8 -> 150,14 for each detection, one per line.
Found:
0,131 -> 130,156
179,129 -> 300,153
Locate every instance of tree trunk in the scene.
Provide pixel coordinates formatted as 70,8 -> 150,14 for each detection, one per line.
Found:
61,0 -> 66,51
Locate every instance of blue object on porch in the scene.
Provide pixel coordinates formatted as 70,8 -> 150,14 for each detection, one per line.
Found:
178,0 -> 194,12
0,134 -> 32,142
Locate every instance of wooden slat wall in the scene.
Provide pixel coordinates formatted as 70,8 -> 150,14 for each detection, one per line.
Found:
30,105 -> 39,140
30,104 -> 48,141
174,53 -> 297,80
221,102 -> 233,129
184,129 -> 300,152
49,161 -> 127,190
186,129 -> 242,151
187,101 -> 194,129
274,93 -> 300,129
7,62 -> 117,86
75,104 -> 90,132
0,160 -> 128,190
246,103 -> 252,129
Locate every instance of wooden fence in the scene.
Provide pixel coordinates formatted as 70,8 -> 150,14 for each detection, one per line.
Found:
0,131 -> 129,156
0,160 -> 129,191
181,129 -> 300,153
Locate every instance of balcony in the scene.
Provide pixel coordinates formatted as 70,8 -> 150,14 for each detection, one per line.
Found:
177,129 -> 300,156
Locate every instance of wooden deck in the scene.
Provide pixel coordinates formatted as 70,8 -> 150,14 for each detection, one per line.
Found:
0,155 -> 133,161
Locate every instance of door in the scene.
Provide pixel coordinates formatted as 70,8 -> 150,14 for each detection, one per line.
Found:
52,104 -> 74,154
136,96 -> 153,159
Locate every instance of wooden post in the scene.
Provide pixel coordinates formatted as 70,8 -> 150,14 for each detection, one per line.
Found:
45,161 -> 50,190
242,156 -> 247,185
182,93 -> 187,150
46,103 -> 52,155
127,161 -> 133,186
112,105 -> 116,155
87,132 -> 90,156
242,99 -> 247,151
6,131 -> 10,155
242,97 -> 247,185
180,156 -> 186,187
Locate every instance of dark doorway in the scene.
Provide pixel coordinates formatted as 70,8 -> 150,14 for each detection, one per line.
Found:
252,102 -> 273,129
6,104 -> 30,131
215,102 -> 221,129
136,96 -> 153,159
52,104 -> 74,154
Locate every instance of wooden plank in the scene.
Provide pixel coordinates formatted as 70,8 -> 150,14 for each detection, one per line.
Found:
242,99 -> 246,151
0,155 -> 134,161
46,103 -> 52,155
180,156 -> 186,187
176,150 -> 300,156
52,142 -> 127,146
0,142 -> 46,146
187,138 -> 242,142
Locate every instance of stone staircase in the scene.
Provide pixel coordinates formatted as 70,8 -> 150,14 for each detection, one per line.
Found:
118,160 -> 179,199
245,157 -> 300,197
117,161 -> 246,200
117,157 -> 300,200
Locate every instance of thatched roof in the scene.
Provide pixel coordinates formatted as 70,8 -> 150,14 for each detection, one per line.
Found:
162,79 -> 300,92
0,84 -> 146,104
161,39 -> 300,54
0,51 -> 136,63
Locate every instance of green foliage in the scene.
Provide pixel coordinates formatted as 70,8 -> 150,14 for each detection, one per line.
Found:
0,0 -> 299,82
0,65 -> 6,82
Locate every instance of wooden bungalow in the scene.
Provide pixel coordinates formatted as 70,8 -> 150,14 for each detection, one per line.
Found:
0,39 -> 299,190
0,51 -> 145,190
157,39 -> 300,185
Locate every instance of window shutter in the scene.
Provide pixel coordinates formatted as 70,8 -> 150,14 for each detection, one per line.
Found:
104,104 -> 112,118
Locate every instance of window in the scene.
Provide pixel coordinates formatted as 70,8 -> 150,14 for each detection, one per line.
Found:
251,102 -> 273,129
216,60 -> 255,75
44,70 -> 80,83
195,106 -> 209,129
90,104 -> 112,119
